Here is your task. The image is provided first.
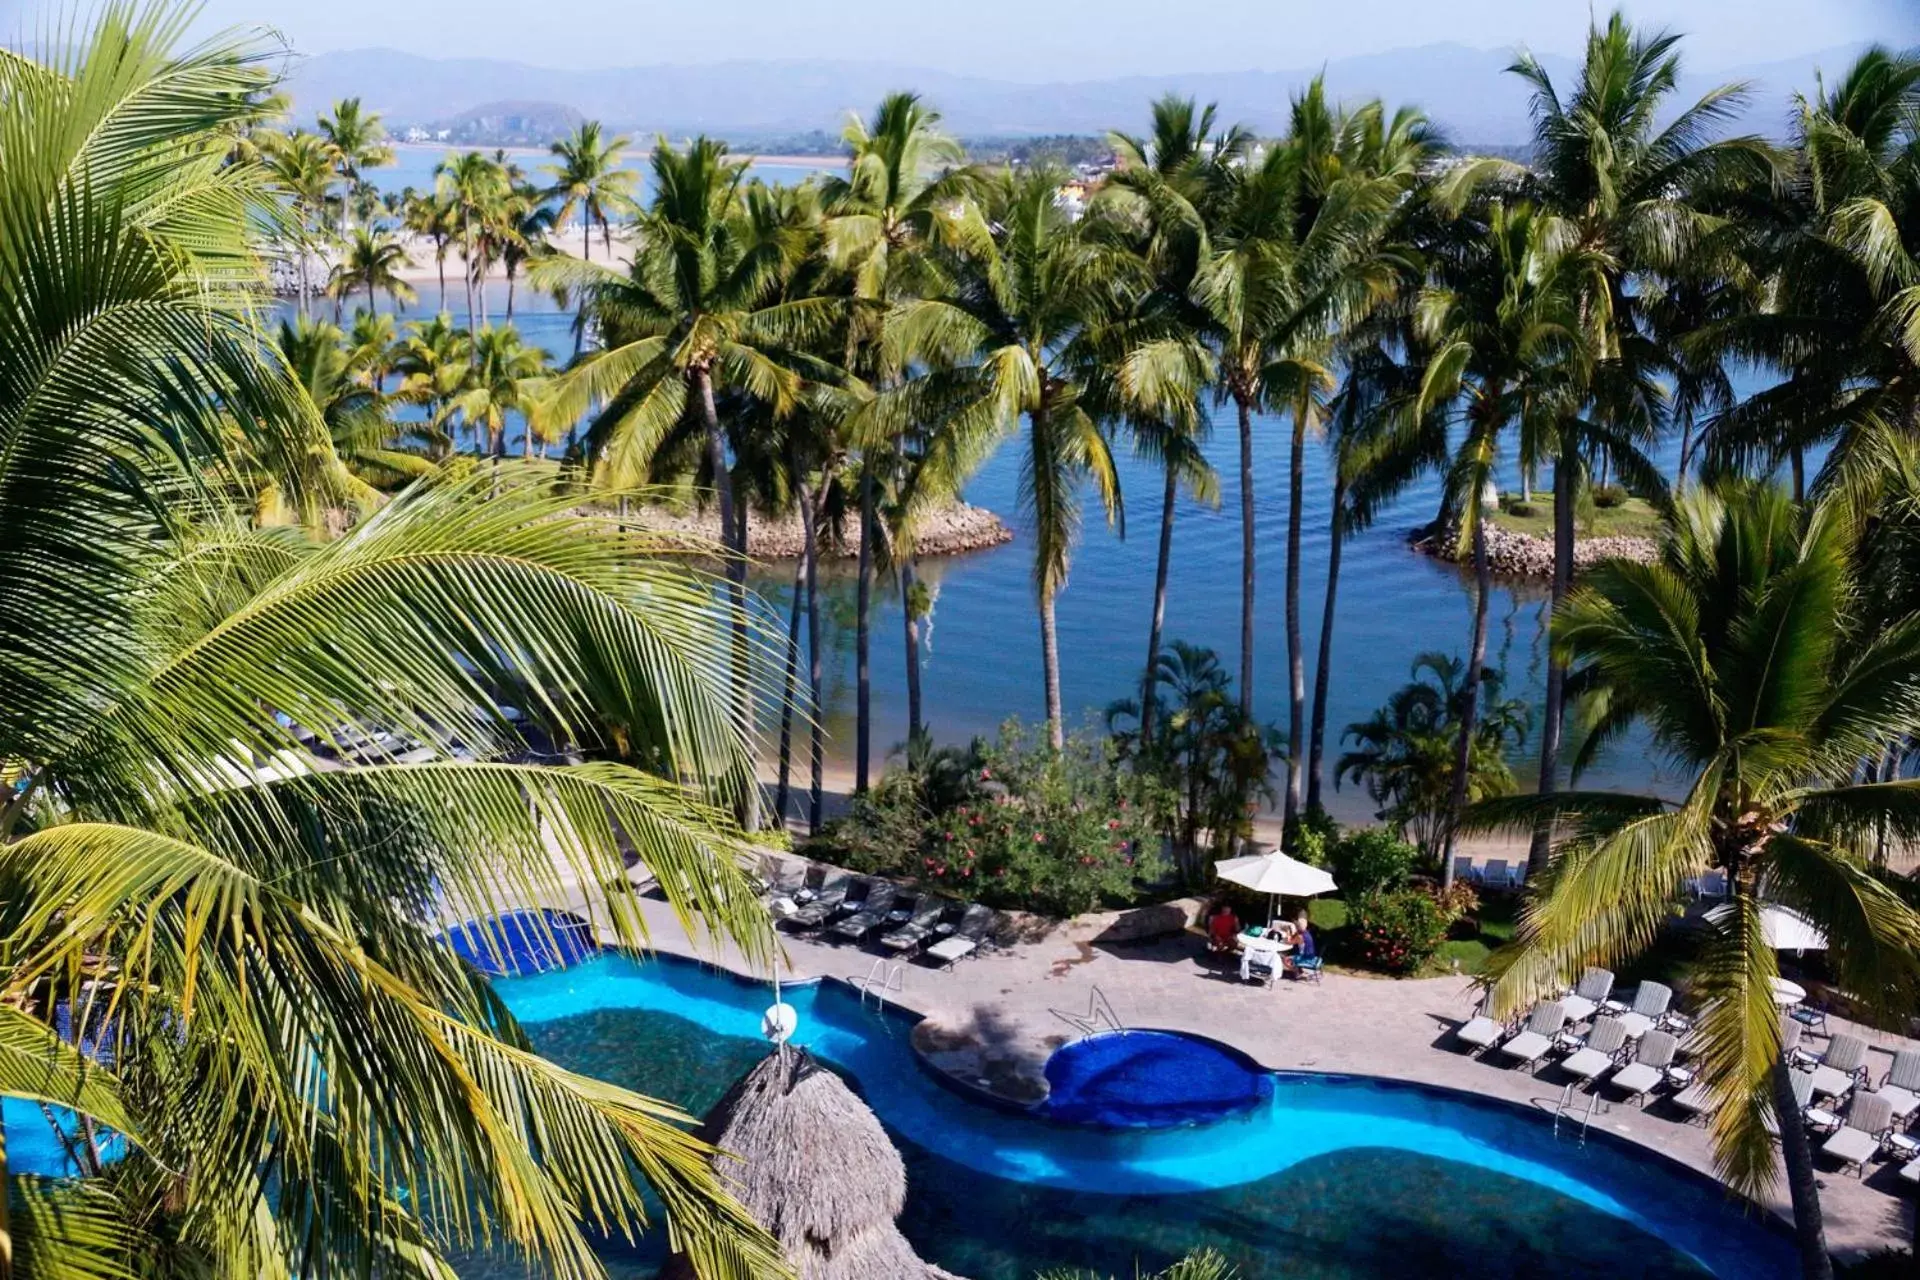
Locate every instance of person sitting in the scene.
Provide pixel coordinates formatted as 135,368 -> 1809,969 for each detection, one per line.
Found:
1207,904 -> 1242,953
1287,924 -> 1317,976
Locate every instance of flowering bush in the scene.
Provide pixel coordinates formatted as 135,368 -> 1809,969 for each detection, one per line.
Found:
1348,888 -> 1454,974
1327,827 -> 1419,898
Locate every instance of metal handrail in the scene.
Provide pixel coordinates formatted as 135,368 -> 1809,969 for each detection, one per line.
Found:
1050,984 -> 1126,1037
854,958 -> 904,1007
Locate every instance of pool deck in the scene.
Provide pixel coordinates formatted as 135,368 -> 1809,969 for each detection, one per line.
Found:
551,859 -> 1915,1264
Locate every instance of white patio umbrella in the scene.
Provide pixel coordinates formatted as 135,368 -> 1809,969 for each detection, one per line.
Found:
1705,903 -> 1828,952
1214,850 -> 1338,926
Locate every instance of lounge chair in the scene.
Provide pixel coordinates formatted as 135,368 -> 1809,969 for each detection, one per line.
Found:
830,882 -> 900,944
1902,1157 -> 1920,1188
1452,856 -> 1472,884
1480,859 -> 1509,889
780,871 -> 853,932
1455,997 -> 1507,1056
1560,968 -> 1617,1024
1608,1030 -> 1679,1105
1560,1016 -> 1630,1086
881,896 -> 953,955
925,903 -> 996,969
1495,1002 -> 1568,1072
1673,1081 -> 1714,1124
1822,1091 -> 1897,1177
1613,981 -> 1673,1040
1763,1069 -> 1821,1140
1808,1033 -> 1872,1100
1879,1049 -> 1920,1124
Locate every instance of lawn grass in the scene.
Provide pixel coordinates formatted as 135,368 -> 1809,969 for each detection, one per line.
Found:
1490,493 -> 1663,541
1431,892 -> 1521,977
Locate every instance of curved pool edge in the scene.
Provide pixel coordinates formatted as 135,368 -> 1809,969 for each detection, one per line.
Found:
501,930 -> 1801,1270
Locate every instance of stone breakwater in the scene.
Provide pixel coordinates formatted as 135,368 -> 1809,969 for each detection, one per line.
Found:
628,501 -> 1013,560
1411,520 -> 1656,579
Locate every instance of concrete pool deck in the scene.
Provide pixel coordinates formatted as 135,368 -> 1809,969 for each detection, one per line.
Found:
546,858 -> 1915,1264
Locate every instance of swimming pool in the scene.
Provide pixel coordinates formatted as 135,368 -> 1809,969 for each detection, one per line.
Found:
497,947 -> 1796,1279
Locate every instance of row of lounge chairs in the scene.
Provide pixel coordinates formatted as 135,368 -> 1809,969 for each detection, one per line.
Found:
1450,858 -> 1525,890
773,867 -> 997,968
1773,1037 -> 1920,1180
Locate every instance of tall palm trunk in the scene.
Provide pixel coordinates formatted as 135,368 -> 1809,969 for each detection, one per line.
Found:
1790,446 -> 1806,504
1283,397 -> 1309,832
1771,1055 -> 1834,1280
1236,394 -> 1256,716
435,242 -> 447,307
697,365 -> 759,831
1142,462 -> 1178,741
1528,455 -> 1578,878
1443,509 -> 1493,885
773,553 -> 805,826
901,558 -> 923,740
1306,474 -> 1346,815
506,268 -> 517,320
463,235 -> 477,333
854,468 -> 874,794
799,475 -> 827,835
1040,585 -> 1065,750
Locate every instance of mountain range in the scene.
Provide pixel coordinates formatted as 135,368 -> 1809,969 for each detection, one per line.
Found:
278,41 -> 1874,147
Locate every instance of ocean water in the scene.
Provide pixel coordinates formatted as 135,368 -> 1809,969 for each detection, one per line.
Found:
368,144 -> 837,202
484,949 -> 1793,1278
289,250 -> 1769,820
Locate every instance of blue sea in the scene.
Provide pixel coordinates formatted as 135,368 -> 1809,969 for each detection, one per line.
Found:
306,154 -> 1773,819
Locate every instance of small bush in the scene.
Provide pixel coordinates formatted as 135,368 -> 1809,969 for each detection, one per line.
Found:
1328,828 -> 1419,899
1431,880 -> 1480,921
1349,888 -> 1455,974
1290,808 -> 1339,868
1505,500 -> 1539,518
1592,484 -> 1628,509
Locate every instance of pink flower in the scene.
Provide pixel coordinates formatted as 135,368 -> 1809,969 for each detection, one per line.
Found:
1106,819 -> 1121,830
1033,832 -> 1045,843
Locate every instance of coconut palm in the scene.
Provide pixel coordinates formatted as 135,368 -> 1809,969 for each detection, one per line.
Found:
1472,484 -> 1920,1280
892,166 -> 1142,749
821,91 -> 980,790
0,9 -> 786,1276
403,184 -> 459,303
545,119 -> 638,262
1412,196 -> 1597,879
394,311 -> 474,456
1451,10 -> 1774,877
262,129 -> 336,314
271,315 -> 430,510
535,137 -> 835,828
327,225 -> 416,318
316,95 -> 394,231
500,182 -> 556,320
439,323 -> 552,460
436,149 -> 510,331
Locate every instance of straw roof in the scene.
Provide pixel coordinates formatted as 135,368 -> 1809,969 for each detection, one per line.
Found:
661,1048 -> 965,1280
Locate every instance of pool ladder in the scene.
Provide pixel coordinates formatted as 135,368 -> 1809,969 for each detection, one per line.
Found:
1553,1082 -> 1604,1146
855,958 -> 904,1007
1050,985 -> 1126,1037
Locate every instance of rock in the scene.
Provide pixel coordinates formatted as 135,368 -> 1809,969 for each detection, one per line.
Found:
1410,519 -> 1656,579
626,500 -> 1013,560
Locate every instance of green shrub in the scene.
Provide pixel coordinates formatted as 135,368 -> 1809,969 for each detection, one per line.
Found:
1328,828 -> 1419,898
1349,888 -> 1454,974
1592,484 -> 1628,509
1505,500 -> 1538,518
1290,808 -> 1339,867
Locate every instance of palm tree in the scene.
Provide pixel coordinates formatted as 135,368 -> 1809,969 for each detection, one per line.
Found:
1101,96 -> 1226,743
327,226 -> 416,318
273,315 -> 431,507
1413,196 -> 1596,880
500,182 -> 556,320
403,184 -> 459,303
316,95 -> 395,231
897,166 -> 1140,748
1454,10 -> 1773,877
1472,484 -> 1920,1280
440,323 -> 551,460
535,137 -> 832,829
545,120 -> 638,262
821,91 -> 978,790
436,149 -> 510,331
0,10 -> 785,1274
394,311 -> 474,456
262,129 -> 336,314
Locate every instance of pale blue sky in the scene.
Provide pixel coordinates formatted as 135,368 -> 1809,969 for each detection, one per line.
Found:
62,0 -> 1920,78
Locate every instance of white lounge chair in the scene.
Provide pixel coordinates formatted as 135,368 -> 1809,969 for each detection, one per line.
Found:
925,903 -> 996,970
1672,1080 -> 1714,1124
1495,1002 -> 1567,1072
1608,1030 -> 1680,1105
1480,859 -> 1509,889
1808,1033 -> 1871,1101
1455,997 -> 1506,1056
1614,981 -> 1673,1040
1763,1069 -> 1820,1140
1879,1049 -> 1920,1124
1823,1091 -> 1897,1178
1561,1016 -> 1629,1086
1560,968 -> 1617,1024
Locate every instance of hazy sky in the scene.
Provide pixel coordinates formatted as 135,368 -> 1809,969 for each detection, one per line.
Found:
47,0 -> 1915,79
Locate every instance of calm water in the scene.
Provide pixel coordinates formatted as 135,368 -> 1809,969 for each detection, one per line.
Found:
477,949 -> 1791,1279
297,197 -> 1776,818
370,145 -> 836,202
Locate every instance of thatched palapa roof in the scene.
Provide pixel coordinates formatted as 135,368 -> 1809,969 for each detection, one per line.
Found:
662,1048 -> 966,1280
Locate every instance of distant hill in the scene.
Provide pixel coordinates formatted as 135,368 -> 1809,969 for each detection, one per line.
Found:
282,41 -> 1872,146
434,100 -> 584,146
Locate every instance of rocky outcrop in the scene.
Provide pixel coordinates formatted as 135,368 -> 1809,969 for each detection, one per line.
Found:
1411,520 -> 1656,579
629,501 -> 1013,560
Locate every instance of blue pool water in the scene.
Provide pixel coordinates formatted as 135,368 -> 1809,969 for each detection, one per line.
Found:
495,951 -> 1795,1279
1039,1030 -> 1274,1128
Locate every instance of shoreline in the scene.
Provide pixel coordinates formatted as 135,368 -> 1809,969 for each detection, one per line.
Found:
632,499 -> 1012,560
1409,519 -> 1657,580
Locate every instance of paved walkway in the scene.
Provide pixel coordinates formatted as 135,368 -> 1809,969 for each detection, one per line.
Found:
553,860 -> 1915,1263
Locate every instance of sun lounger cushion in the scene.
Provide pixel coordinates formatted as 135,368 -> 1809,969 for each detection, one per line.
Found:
1499,1031 -> 1554,1065
1880,1084 -> 1920,1121
1823,1126 -> 1880,1169
1811,1065 -> 1857,1099
1618,1012 -> 1656,1039
1612,1062 -> 1663,1098
1562,1046 -> 1616,1080
926,936 -> 977,966
1902,1158 -> 1920,1185
1673,1082 -> 1712,1115
1456,1016 -> 1503,1051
